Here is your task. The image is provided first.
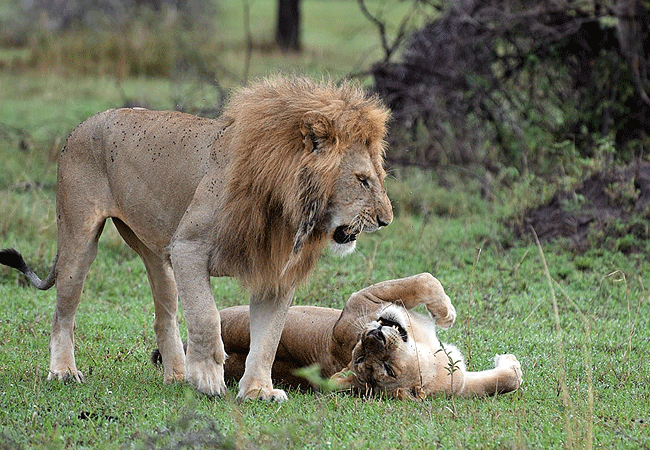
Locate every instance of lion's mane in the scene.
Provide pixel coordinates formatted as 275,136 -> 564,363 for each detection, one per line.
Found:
210,76 -> 390,292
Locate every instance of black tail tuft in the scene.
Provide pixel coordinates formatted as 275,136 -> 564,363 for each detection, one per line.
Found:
0,247 -> 57,290
151,349 -> 163,366
0,248 -> 28,272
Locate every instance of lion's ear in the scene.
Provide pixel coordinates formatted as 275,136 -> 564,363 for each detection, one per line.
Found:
300,111 -> 335,152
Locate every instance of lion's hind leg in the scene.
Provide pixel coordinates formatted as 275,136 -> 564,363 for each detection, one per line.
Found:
458,354 -> 523,397
112,219 -> 186,383
48,216 -> 107,383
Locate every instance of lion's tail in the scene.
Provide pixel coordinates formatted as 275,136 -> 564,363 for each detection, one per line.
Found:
150,348 -> 163,366
0,248 -> 57,290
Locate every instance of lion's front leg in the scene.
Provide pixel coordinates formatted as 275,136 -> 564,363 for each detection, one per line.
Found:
169,242 -> 227,397
237,288 -> 294,402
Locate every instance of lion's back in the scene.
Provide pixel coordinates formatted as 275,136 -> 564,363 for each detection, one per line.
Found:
57,108 -> 228,249
62,108 -> 222,173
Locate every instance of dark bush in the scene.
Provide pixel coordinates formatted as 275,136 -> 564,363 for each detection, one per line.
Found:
369,0 -> 650,172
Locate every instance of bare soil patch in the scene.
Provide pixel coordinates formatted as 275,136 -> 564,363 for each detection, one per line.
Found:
518,162 -> 650,253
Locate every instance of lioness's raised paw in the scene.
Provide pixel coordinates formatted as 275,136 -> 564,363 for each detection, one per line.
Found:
237,386 -> 288,403
432,303 -> 456,329
47,368 -> 84,383
186,360 -> 227,397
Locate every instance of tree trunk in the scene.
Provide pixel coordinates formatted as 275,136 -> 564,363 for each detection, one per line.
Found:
276,0 -> 301,52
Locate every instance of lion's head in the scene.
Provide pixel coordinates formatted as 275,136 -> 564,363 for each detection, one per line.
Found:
212,76 -> 393,291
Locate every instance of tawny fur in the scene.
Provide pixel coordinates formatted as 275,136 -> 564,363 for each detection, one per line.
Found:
0,75 -> 393,401
153,273 -> 523,399
210,77 -> 390,291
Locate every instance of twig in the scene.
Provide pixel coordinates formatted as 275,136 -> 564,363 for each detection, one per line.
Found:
465,246 -> 481,366
553,280 -> 594,450
357,0 -> 392,61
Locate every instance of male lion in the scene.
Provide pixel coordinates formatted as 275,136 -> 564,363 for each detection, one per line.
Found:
0,76 -> 393,401
153,273 -> 523,398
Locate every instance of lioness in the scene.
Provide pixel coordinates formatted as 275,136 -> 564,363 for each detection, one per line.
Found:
154,273 -> 523,398
0,76 -> 393,401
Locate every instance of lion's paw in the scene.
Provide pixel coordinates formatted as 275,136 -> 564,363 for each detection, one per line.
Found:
163,368 -> 186,384
237,384 -> 288,403
48,368 -> 84,383
186,359 -> 227,397
494,354 -> 523,387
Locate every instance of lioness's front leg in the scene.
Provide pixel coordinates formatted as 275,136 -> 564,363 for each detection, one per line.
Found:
350,272 -> 456,328
237,287 -> 294,402
169,240 -> 227,397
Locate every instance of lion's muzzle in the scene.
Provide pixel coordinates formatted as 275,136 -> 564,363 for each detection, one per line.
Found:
333,225 -> 358,244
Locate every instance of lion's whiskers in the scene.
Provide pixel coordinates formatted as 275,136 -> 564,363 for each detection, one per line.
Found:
348,210 -> 372,235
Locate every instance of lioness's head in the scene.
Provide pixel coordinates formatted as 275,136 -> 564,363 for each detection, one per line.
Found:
347,305 -> 438,398
219,76 -> 392,289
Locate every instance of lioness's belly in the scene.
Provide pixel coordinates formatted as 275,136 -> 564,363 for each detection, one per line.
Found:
220,305 -> 342,385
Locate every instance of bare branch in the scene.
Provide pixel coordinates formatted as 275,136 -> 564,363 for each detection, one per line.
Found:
358,0 -> 392,61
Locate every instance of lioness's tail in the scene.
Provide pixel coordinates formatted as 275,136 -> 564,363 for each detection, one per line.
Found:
0,248 -> 57,290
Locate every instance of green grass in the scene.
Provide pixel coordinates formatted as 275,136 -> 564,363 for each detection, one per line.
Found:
1,0 -> 649,448
0,0 -> 420,84
215,0 -> 421,79
1,185 -> 649,449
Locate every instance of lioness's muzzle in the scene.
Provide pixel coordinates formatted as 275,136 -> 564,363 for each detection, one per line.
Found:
366,328 -> 386,345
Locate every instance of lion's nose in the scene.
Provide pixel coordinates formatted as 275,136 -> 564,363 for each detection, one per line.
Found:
377,215 -> 390,228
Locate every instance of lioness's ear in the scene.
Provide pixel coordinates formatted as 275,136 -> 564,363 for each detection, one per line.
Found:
300,111 -> 335,152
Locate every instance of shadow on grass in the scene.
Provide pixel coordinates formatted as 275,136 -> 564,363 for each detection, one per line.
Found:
124,408 -> 236,450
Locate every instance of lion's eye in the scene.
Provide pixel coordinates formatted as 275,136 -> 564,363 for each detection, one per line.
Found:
310,133 -> 320,151
384,363 -> 396,378
357,175 -> 370,188
355,354 -> 366,364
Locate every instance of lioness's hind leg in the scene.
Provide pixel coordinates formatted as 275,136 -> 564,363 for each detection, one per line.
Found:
113,219 -> 185,383
459,354 -> 523,397
48,219 -> 106,383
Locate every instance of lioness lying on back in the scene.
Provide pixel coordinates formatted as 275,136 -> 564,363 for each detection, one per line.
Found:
154,273 -> 522,398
